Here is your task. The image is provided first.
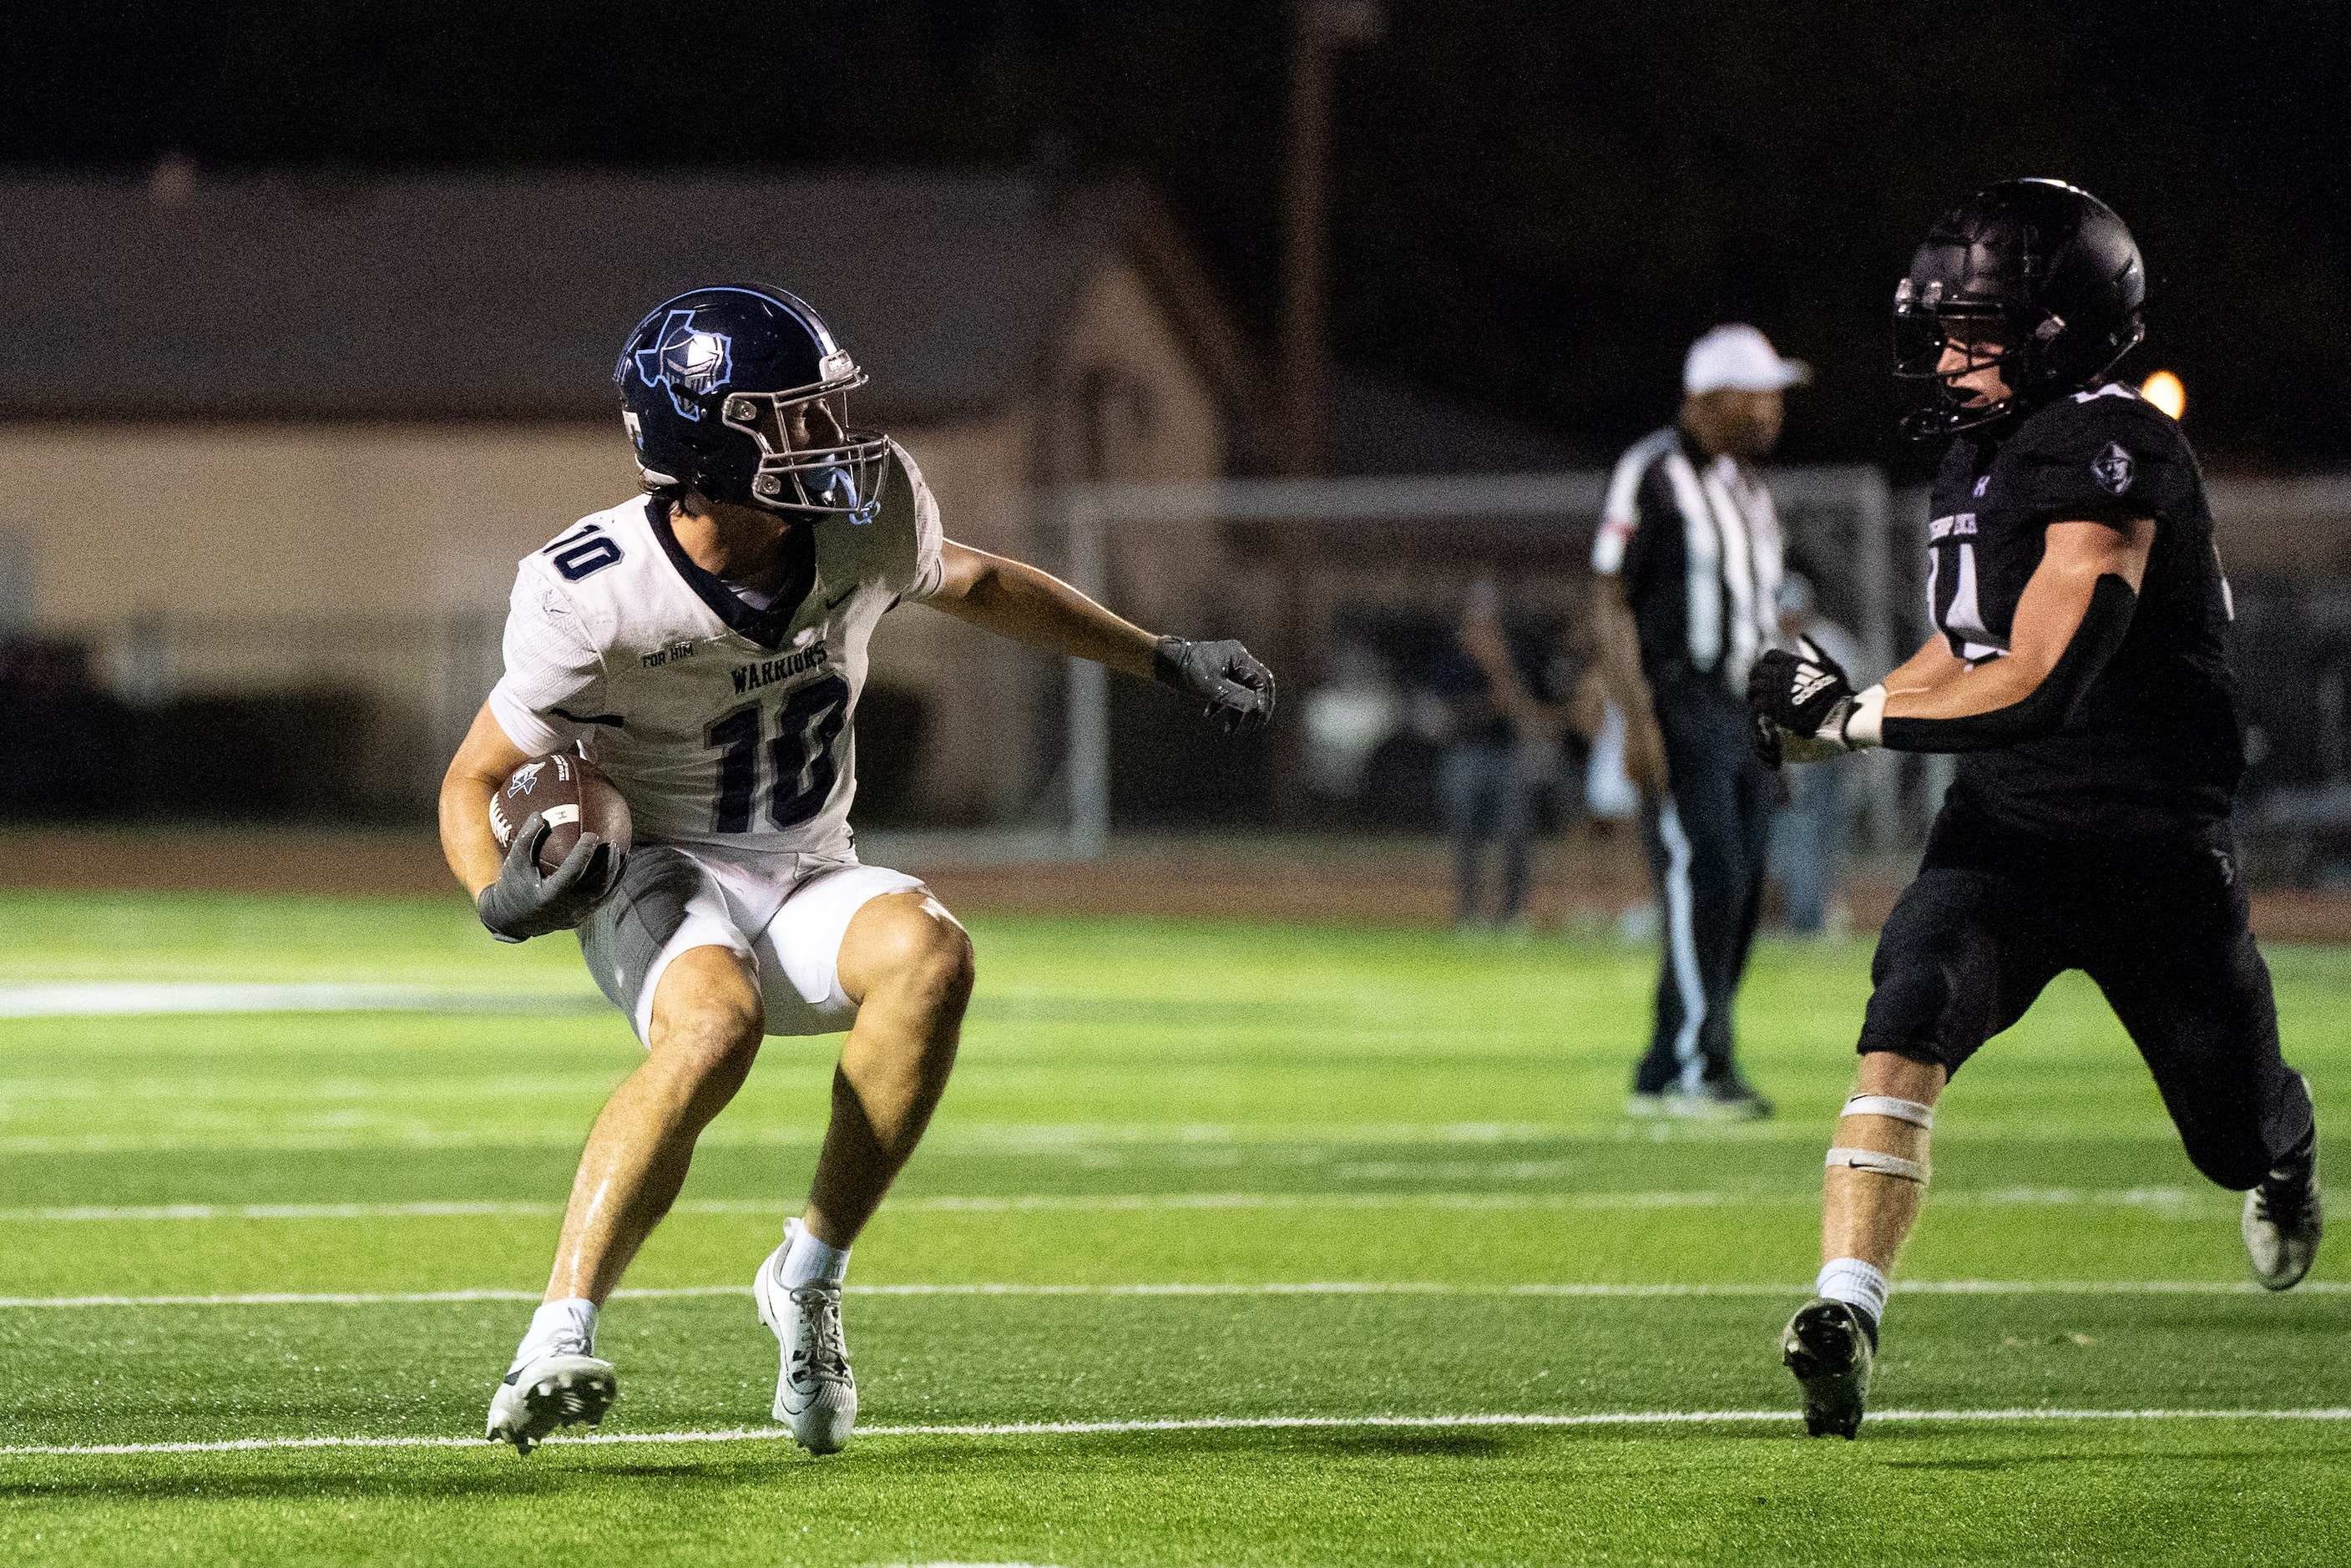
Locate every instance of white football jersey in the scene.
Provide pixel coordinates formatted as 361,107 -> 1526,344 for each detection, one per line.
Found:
488,439 -> 944,883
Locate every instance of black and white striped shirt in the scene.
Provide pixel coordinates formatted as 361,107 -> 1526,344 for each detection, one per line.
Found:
1591,426 -> 1784,695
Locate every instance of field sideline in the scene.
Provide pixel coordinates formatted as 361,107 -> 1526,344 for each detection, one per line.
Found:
0,888 -> 2344,1565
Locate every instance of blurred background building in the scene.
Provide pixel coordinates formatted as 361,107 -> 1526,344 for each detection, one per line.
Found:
0,167 -> 1256,825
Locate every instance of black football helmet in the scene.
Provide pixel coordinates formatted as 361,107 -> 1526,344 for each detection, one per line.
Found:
614,284 -> 889,521
1893,179 -> 2146,438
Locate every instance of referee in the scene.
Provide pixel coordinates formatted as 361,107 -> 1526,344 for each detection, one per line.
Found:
1593,325 -> 1809,1119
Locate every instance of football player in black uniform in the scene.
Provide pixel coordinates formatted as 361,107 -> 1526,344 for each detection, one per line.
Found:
1748,180 -> 2323,1438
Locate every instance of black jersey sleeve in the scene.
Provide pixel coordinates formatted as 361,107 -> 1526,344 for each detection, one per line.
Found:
2005,392 -> 2193,529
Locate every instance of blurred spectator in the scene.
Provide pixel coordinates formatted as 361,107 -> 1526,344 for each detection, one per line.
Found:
1768,574 -> 1863,935
1443,577 -> 1568,929
1301,638 -> 1403,801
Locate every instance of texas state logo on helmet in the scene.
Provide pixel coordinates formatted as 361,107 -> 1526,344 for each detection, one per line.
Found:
634,311 -> 735,420
614,284 -> 890,523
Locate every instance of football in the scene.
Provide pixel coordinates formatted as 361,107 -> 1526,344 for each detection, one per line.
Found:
488,752 -> 632,877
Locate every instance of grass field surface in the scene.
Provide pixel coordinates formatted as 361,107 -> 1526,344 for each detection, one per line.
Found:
0,888 -> 2343,1565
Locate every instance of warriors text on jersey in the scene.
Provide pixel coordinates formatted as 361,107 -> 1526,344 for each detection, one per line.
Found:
488,440 -> 944,879
1926,383 -> 2242,838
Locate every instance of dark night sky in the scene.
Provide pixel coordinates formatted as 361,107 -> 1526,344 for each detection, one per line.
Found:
8,1 -> 2348,470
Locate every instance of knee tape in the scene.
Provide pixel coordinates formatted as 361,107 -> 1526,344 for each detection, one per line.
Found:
1827,1146 -> 1930,1186
1842,1095 -> 1934,1129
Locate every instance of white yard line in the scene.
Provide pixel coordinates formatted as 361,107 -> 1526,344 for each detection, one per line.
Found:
7,1407 -> 2349,1459
0,1121 -> 2258,1157
0,983 -> 603,1017
3,1279 -> 2341,1309
2,1201 -> 572,1222
0,1186 -> 2252,1224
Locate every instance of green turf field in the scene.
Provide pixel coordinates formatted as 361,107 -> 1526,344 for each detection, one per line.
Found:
0,888 -> 2343,1565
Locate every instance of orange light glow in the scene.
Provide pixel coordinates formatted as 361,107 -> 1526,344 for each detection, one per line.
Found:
2141,370 -> 2186,421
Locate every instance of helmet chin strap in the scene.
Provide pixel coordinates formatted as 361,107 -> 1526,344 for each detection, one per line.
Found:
1900,381 -> 2020,441
1898,326 -> 2035,440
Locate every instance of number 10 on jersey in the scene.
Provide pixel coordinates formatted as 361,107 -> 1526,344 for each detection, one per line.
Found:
704,675 -> 852,832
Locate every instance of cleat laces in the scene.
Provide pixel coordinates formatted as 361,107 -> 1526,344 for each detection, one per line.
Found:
788,1284 -> 852,1393
2253,1178 -> 2308,1235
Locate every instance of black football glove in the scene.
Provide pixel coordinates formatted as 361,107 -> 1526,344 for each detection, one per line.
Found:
1154,636 -> 1276,736
1747,637 -> 1858,768
476,812 -> 624,943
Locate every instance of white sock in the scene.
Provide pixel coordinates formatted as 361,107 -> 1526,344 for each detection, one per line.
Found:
1815,1257 -> 1888,1328
508,1297 -> 598,1372
779,1215 -> 851,1288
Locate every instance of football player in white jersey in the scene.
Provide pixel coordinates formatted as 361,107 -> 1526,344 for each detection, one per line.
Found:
440,285 -> 1273,1455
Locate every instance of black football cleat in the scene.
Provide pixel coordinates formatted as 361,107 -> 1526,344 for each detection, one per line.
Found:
1782,1297 -> 1873,1439
2244,1133 -> 2323,1292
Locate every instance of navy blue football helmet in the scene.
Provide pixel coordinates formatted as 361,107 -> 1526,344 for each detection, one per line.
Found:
614,284 -> 889,521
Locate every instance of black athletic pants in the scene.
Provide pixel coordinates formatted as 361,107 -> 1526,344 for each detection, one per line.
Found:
1633,682 -> 1778,1094
1862,800 -> 2315,1190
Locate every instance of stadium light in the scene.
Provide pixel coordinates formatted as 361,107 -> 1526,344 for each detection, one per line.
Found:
2141,369 -> 2186,421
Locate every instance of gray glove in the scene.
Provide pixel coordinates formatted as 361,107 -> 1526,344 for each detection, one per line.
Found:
475,812 -> 624,943
1153,636 -> 1276,735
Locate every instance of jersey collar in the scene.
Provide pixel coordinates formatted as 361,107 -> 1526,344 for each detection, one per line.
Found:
645,498 -> 818,651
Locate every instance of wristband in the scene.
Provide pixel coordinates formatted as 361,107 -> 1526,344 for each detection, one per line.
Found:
1841,685 -> 1887,749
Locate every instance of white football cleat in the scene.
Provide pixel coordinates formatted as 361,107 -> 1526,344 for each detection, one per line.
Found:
486,1352 -> 616,1455
755,1239 -> 857,1454
2244,1136 -> 2323,1292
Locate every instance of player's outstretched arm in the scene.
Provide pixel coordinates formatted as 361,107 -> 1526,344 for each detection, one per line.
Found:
923,539 -> 1274,733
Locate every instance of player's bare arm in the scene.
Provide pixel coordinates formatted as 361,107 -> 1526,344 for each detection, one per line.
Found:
1867,517 -> 2151,730
926,539 -> 1275,731
1751,518 -> 2153,759
439,705 -> 535,896
925,539 -> 1158,677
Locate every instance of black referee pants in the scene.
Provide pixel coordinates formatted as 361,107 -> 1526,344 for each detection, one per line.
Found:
1863,801 -> 2315,1189
1633,685 -> 1778,1094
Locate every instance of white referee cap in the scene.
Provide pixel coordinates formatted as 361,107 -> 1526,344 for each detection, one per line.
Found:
1683,324 -> 1812,395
